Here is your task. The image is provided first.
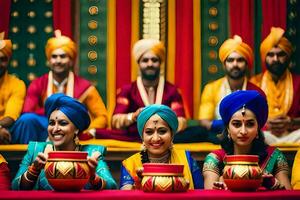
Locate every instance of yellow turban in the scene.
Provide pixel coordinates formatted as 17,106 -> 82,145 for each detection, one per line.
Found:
45,30 -> 77,60
132,38 -> 165,63
219,35 -> 253,69
260,27 -> 293,69
0,32 -> 12,58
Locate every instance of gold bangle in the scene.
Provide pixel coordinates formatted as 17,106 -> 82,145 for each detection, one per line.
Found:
23,171 -> 35,183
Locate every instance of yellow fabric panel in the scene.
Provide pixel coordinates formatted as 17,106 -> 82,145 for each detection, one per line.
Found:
198,77 -> 224,120
0,154 -> 7,164
81,86 -> 108,129
292,149 -> 300,189
107,0 -> 116,126
0,73 -> 26,120
131,0 -> 139,81
193,0 -> 201,119
166,0 -> 175,84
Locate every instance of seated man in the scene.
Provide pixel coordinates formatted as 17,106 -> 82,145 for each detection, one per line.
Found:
109,38 -> 187,141
0,32 -> 26,144
11,30 -> 108,144
197,35 -> 264,142
251,27 -> 300,144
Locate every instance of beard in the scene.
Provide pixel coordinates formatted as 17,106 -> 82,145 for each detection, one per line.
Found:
266,61 -> 288,77
141,67 -> 160,80
225,66 -> 246,80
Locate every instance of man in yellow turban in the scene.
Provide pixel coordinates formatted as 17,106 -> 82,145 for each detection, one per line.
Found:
0,32 -> 26,144
250,27 -> 300,144
110,38 -> 187,142
10,30 -> 108,143
198,35 -> 264,138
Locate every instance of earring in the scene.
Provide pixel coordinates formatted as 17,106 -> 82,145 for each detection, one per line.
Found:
141,142 -> 146,152
169,142 -> 174,150
227,134 -> 231,141
74,130 -> 80,145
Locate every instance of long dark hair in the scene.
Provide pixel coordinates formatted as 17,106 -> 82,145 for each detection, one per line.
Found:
219,128 -> 268,163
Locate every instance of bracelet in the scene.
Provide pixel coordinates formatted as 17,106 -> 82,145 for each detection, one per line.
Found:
23,171 -> 35,183
127,113 -> 134,122
28,164 -> 40,176
90,175 -> 105,189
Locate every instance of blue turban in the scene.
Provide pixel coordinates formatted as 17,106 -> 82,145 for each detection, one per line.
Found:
219,90 -> 268,129
45,93 -> 91,132
137,104 -> 178,138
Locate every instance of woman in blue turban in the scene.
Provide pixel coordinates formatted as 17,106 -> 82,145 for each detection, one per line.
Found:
202,90 -> 291,190
12,93 -> 117,190
120,104 -> 203,190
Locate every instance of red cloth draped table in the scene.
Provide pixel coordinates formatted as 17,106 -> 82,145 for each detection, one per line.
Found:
1,190 -> 300,200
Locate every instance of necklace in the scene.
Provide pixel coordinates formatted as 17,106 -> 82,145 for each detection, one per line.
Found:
148,150 -> 170,163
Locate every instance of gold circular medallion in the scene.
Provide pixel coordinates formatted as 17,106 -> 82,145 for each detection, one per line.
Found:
208,64 -> 218,74
27,72 -> 37,81
208,50 -> 218,60
44,11 -> 53,18
11,26 -> 19,33
11,11 -> 19,18
209,7 -> 218,17
208,22 -> 218,31
27,42 -> 36,50
88,20 -> 98,30
10,59 -> 18,68
88,65 -> 98,74
12,43 -> 18,50
28,11 -> 36,18
89,6 -> 99,15
27,25 -> 36,34
88,35 -> 98,46
208,36 -> 218,46
88,51 -> 97,61
44,25 -> 53,33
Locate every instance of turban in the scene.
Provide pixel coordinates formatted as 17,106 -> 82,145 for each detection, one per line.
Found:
0,32 -> 12,58
260,27 -> 293,69
45,30 -> 77,60
45,93 -> 90,132
219,90 -> 268,129
132,38 -> 165,63
219,35 -> 253,70
137,104 -> 178,138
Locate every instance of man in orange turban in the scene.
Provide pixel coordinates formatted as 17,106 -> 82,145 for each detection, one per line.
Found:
110,38 -> 187,142
10,30 -> 108,143
198,35 -> 264,139
250,27 -> 300,144
0,32 -> 26,144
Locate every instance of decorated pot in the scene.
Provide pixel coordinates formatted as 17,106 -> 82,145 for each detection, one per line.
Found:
223,155 -> 262,191
44,151 -> 90,191
141,163 -> 189,192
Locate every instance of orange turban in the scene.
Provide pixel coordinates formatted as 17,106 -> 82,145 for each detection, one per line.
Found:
0,32 -> 12,58
132,38 -> 165,63
45,30 -> 77,60
260,27 -> 293,69
219,35 -> 253,69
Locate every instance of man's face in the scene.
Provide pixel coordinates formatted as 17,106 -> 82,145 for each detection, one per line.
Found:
265,47 -> 289,77
0,51 -> 9,77
224,51 -> 247,80
48,48 -> 73,76
139,51 -> 161,80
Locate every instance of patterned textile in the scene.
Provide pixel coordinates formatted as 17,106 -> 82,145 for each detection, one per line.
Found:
11,142 -> 117,190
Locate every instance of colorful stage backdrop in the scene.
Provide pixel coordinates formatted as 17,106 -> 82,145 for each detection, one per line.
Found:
0,0 -> 299,120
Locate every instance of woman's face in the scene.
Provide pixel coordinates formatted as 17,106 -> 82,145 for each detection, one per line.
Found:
228,108 -> 258,148
143,114 -> 173,158
48,110 -> 78,150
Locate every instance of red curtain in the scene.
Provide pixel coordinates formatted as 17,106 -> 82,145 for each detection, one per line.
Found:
175,0 -> 194,117
229,0 -> 254,48
53,0 -> 72,38
0,0 -> 11,38
261,0 -> 286,39
115,0 -> 132,89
